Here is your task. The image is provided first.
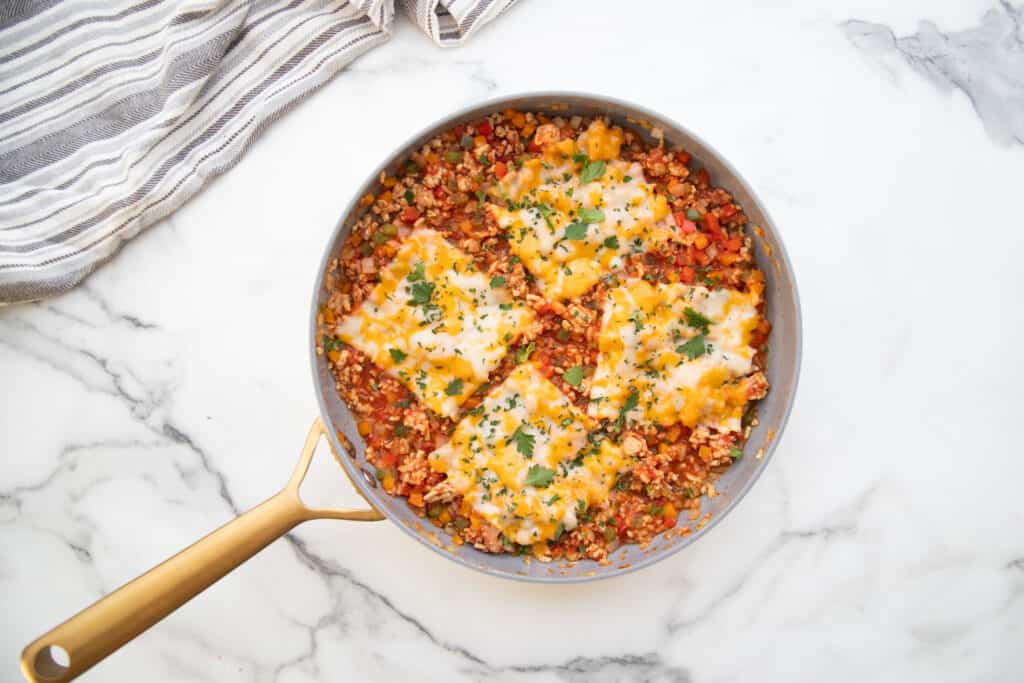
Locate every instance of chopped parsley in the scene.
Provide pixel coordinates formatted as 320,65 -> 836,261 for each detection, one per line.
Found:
490,275 -> 507,288
509,425 -> 535,458
684,307 -> 713,333
479,153 -> 491,167
516,342 -> 535,364
562,366 -> 585,387
407,262 -> 426,282
580,159 -> 607,183
475,189 -> 486,204
394,424 -> 410,437
525,464 -> 555,488
577,207 -> 605,224
623,175 -> 633,182
628,310 -> 644,332
321,335 -> 343,352
404,189 -> 415,205
388,348 -> 407,363
729,447 -> 744,460
407,280 -> 435,306
563,223 -> 588,241
445,378 -> 464,396
676,334 -> 706,360
603,235 -> 620,250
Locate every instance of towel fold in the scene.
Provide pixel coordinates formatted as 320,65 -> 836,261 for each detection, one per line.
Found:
0,0 -> 518,304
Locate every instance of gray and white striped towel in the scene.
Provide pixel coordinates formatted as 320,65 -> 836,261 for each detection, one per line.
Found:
0,0 -> 518,304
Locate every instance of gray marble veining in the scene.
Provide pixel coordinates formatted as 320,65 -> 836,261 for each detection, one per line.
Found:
843,1 -> 1024,145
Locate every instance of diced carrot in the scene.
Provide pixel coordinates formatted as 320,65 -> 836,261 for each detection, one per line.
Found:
357,421 -> 371,436
401,206 -> 420,223
408,491 -> 424,507
681,266 -> 695,284
694,234 -> 709,250
327,350 -> 340,363
493,161 -> 508,179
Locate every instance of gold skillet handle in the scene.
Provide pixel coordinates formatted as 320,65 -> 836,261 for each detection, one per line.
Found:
20,417 -> 383,682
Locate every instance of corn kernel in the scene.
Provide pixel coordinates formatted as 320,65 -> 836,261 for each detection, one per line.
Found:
694,234 -> 709,250
357,421 -> 371,436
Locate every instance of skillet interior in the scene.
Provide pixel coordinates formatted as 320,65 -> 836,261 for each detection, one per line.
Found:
310,93 -> 801,583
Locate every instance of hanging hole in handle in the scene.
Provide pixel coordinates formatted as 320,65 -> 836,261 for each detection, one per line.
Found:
33,644 -> 70,680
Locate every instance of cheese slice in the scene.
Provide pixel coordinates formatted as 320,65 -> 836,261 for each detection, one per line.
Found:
336,228 -> 533,417
589,279 -> 760,432
429,364 -> 630,545
490,120 -> 676,300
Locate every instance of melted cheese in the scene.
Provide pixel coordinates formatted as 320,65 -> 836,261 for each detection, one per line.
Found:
589,279 -> 760,431
429,364 -> 630,545
336,229 -> 533,417
490,120 -> 675,300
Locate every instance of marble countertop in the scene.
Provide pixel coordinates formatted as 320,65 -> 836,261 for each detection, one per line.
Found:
3,1 -> 1023,681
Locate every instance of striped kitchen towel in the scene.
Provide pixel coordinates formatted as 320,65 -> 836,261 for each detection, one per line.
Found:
0,0 -> 518,304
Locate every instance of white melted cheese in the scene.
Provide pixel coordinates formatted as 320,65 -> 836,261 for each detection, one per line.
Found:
336,228 -> 533,417
429,364 -> 630,545
589,279 -> 760,432
490,120 -> 677,300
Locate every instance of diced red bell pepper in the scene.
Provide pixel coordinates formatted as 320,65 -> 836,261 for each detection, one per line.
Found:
433,186 -> 446,200
401,206 -> 420,223
702,212 -> 722,237
720,204 -> 737,218
493,161 -> 508,179
477,120 -> 493,137
681,266 -> 695,284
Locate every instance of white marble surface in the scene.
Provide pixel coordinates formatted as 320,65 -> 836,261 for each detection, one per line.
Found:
3,1 -> 1023,681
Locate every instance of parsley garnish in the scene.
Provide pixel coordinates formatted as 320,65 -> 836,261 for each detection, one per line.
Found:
445,378 -> 464,396
389,348 -> 407,363
407,262 -> 426,282
475,189 -> 486,204
729,447 -> 744,460
676,334 -> 706,360
572,151 -> 589,165
321,335 -> 343,352
394,424 -> 409,437
562,366 -> 585,387
490,275 -> 506,288
404,189 -> 415,205
580,159 -> 607,183
577,207 -> 605,224
684,307 -> 713,333
479,153 -> 491,167
516,342 -> 535,364
603,235 -> 620,250
407,280 -> 435,306
563,223 -> 588,241
623,175 -> 633,182
613,386 -> 640,432
525,464 -> 555,488
509,425 -> 535,458
628,310 -> 644,332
